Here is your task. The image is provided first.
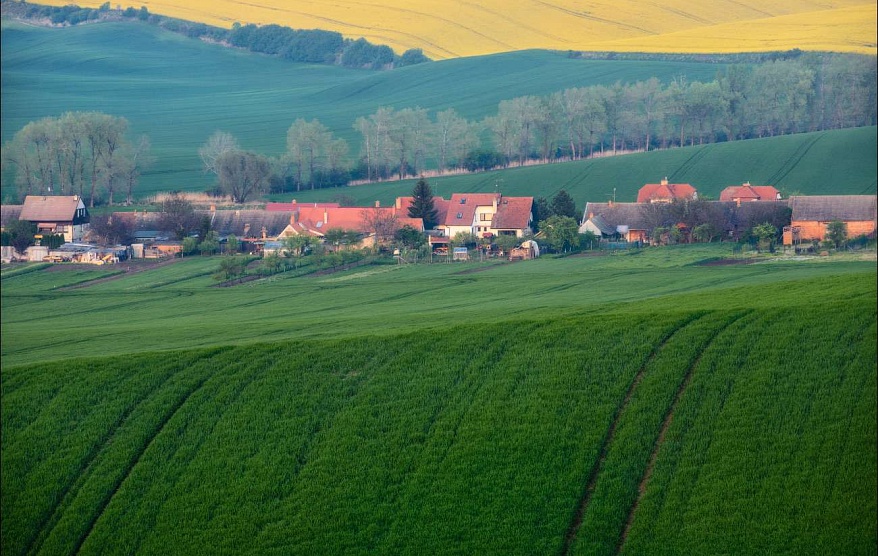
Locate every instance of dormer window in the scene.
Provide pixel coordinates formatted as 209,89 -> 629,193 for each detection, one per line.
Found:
460,198 -> 466,204
456,212 -> 463,219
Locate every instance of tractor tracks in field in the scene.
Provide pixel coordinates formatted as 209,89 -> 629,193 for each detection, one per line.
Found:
559,312 -> 703,555
614,310 -> 749,553
561,310 -> 749,555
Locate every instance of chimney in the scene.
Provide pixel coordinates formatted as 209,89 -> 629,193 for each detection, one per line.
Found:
661,177 -> 669,185
608,199 -> 614,208
210,204 -> 216,213
395,197 -> 402,209
375,200 -> 380,208
493,196 -> 498,211
323,209 -> 328,224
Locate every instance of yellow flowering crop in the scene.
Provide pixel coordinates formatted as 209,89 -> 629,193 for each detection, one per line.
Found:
34,1 -> 877,58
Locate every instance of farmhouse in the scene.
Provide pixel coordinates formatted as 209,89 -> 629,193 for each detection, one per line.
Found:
719,183 -> 781,203
636,179 -> 697,204
785,195 -> 877,243
268,202 -> 424,249
434,193 -> 533,239
580,202 -> 651,243
17,195 -> 90,242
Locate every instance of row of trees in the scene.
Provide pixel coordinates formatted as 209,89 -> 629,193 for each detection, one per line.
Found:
351,55 -> 875,178
2,112 -> 153,206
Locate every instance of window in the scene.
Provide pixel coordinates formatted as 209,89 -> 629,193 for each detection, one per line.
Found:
460,198 -> 466,204
480,213 -> 491,221
456,212 -> 463,219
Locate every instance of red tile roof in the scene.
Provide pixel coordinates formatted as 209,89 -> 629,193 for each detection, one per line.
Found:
491,197 -> 533,230
637,182 -> 697,203
265,201 -> 340,211
719,184 -> 780,202
444,193 -> 500,226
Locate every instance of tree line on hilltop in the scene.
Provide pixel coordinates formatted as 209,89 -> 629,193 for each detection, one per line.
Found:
2,48 -> 875,204
3,1 -> 430,69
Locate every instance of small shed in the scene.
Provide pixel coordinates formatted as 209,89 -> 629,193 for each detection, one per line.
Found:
452,247 -> 469,261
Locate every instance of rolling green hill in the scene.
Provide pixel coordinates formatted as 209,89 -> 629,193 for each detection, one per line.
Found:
2,19 -> 728,197
2,248 -> 876,554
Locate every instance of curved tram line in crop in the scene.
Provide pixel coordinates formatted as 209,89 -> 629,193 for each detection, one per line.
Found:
561,310 -> 750,555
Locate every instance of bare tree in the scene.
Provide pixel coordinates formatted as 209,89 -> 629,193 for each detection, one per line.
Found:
217,150 -> 271,203
199,131 -> 239,177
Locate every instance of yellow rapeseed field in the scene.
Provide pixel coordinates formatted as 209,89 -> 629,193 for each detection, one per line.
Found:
35,0 -> 877,58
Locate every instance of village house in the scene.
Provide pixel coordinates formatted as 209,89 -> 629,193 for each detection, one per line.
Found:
268,200 -> 424,249
719,182 -> 781,203
431,193 -> 534,239
636,178 -> 698,204
579,202 -> 651,243
784,195 -> 877,245
16,195 -> 90,243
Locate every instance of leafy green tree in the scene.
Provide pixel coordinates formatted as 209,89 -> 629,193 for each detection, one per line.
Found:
394,225 -> 425,250
542,215 -> 579,253
825,220 -> 848,249
214,256 -> 246,281
580,230 -> 598,250
692,223 -> 720,243
182,236 -> 199,256
451,231 -> 477,248
2,220 -> 37,256
226,234 -> 240,254
407,178 -> 438,229
198,231 -> 219,255
751,222 -> 778,252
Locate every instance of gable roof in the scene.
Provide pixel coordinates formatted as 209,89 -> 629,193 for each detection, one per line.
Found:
789,195 -> 877,222
719,184 -> 781,202
637,182 -> 697,203
583,202 -> 650,230
20,195 -> 85,222
582,213 -> 616,236
491,197 -> 533,230
444,193 -> 500,227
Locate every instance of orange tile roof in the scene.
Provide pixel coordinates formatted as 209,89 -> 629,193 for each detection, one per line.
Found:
636,183 -> 697,203
444,193 -> 500,226
719,184 -> 780,202
491,197 -> 533,230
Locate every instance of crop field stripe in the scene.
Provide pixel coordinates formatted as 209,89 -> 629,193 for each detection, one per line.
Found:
559,311 -> 704,555
27,351 -> 235,556
17,353 -> 206,556
615,309 -> 752,553
80,347 -> 288,554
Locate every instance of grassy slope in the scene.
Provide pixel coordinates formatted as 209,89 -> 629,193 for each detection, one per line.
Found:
2,247 -> 875,554
2,246 -> 875,366
289,126 -> 878,206
32,0 -> 878,58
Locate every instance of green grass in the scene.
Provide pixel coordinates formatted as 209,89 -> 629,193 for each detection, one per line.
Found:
287,126 -> 878,206
1,245 -> 875,554
2,246 -> 875,367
